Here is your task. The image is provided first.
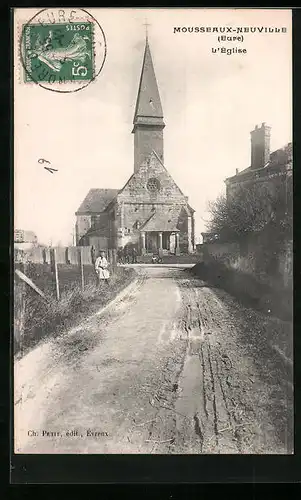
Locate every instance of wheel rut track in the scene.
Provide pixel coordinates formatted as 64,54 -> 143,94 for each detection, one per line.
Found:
171,277 -> 244,453
207,342 -> 219,448
145,297 -> 190,452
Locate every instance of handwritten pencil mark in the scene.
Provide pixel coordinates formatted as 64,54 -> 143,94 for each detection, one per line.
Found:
44,166 -> 58,174
38,158 -> 58,173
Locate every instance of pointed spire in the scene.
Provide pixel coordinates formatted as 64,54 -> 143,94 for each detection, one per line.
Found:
133,38 -> 165,127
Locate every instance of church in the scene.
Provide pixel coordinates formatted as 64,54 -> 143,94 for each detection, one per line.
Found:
75,37 -> 195,256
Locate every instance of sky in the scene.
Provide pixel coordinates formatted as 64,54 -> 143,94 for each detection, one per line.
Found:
14,8 -> 292,246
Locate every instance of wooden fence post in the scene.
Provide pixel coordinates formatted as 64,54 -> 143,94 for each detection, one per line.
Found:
91,246 -> 96,265
108,249 -> 115,271
78,246 -> 84,291
65,247 -> 70,264
50,248 -> 60,300
112,249 -> 117,271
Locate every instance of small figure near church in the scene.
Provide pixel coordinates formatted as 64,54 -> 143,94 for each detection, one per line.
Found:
117,247 -> 124,264
124,245 -> 130,264
132,246 -> 138,264
151,253 -> 162,264
95,250 -> 110,285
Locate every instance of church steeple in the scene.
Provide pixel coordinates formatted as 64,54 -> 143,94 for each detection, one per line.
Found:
132,37 -> 165,172
133,38 -> 164,126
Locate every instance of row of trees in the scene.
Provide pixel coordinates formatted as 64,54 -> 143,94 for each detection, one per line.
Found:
206,175 -> 292,243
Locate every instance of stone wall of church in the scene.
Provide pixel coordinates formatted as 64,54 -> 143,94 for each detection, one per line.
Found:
89,236 -> 109,252
118,231 -> 140,249
118,161 -> 187,206
113,202 -> 138,249
123,203 -> 159,230
178,209 -> 189,253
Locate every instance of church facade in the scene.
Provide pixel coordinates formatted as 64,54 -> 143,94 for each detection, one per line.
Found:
75,38 -> 195,255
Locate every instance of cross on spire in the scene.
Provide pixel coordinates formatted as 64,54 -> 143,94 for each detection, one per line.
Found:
143,19 -> 151,41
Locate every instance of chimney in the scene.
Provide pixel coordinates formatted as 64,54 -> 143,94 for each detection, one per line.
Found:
250,122 -> 271,169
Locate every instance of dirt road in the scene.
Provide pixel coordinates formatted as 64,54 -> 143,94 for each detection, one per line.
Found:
14,266 -> 293,454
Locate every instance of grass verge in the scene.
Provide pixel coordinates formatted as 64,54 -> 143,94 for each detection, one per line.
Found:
14,266 -> 136,358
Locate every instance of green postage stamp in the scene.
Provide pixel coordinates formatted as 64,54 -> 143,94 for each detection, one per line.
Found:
23,22 -> 94,84
19,8 -> 106,92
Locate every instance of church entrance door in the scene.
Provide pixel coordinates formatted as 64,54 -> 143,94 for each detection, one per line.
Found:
162,232 -> 170,251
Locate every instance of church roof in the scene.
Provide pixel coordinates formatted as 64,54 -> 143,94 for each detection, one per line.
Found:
133,39 -> 164,127
76,188 -> 119,214
140,207 -> 181,232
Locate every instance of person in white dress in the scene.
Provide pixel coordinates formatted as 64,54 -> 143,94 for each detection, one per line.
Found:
95,250 -> 110,285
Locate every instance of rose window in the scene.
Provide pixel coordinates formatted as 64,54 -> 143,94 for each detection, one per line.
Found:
147,178 -> 160,193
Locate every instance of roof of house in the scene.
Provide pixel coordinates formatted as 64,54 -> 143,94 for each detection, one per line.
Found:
226,142 -> 292,183
76,188 -> 119,214
140,207 -> 181,232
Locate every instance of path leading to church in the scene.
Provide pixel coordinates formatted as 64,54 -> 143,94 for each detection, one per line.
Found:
14,266 -> 293,454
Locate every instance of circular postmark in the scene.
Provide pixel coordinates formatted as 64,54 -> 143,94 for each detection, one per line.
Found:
19,8 -> 107,93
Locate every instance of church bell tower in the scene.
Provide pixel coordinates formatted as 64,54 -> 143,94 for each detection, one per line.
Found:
132,37 -> 165,172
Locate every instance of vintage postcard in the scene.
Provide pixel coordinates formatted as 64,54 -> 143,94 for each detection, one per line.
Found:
13,8 -> 293,455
